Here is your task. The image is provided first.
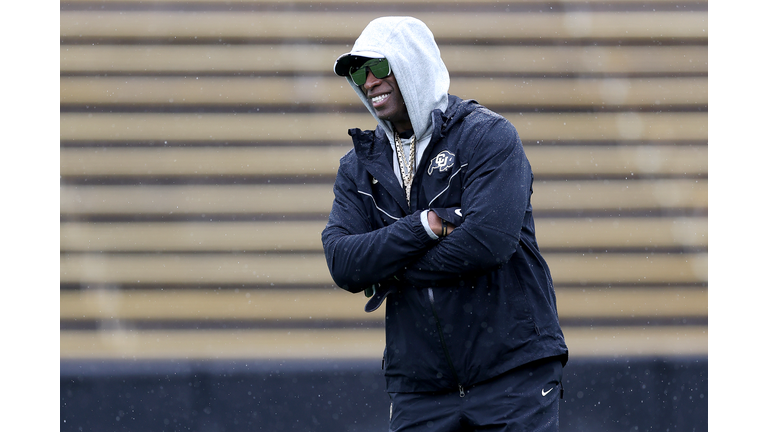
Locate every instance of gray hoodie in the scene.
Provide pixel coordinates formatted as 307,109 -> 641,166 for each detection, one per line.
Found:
342,17 -> 451,181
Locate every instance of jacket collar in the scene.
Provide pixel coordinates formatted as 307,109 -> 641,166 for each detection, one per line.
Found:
347,95 -> 475,213
349,128 -> 411,213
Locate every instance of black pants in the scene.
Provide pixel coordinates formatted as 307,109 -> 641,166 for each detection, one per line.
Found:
389,357 -> 564,432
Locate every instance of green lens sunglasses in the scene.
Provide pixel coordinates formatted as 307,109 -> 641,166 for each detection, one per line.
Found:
349,58 -> 391,86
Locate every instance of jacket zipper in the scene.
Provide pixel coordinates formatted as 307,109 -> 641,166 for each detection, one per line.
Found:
427,288 -> 465,397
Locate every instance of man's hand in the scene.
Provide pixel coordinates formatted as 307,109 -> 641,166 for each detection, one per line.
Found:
427,210 -> 455,237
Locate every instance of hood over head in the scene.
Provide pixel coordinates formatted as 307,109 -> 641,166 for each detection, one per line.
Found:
333,16 -> 450,143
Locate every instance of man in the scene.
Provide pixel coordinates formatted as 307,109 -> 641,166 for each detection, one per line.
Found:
321,16 -> 568,431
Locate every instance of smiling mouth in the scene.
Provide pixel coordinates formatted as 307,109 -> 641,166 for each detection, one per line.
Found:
371,93 -> 390,106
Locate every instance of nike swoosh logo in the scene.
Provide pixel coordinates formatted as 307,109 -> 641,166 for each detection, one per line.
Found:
455,208 -> 462,217
542,387 -> 554,396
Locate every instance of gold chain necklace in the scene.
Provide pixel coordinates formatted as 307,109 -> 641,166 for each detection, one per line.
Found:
394,131 -> 416,207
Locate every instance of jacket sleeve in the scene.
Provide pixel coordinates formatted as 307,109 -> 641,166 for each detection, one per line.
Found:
321,159 -> 438,293
401,117 -> 531,287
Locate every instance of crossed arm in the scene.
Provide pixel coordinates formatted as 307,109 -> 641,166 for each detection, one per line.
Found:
322,119 -> 530,292
426,210 -> 455,237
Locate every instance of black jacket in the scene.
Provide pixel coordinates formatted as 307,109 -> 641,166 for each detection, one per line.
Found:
322,95 -> 568,393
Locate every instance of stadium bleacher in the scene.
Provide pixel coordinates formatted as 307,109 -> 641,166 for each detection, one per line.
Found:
60,1 -> 707,430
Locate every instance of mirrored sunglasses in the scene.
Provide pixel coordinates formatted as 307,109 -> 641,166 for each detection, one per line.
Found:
349,58 -> 391,86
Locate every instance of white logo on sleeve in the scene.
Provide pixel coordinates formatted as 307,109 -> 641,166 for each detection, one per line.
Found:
542,387 -> 554,396
455,208 -> 462,217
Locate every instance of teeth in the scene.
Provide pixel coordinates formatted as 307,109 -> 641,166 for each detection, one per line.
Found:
372,94 -> 389,104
